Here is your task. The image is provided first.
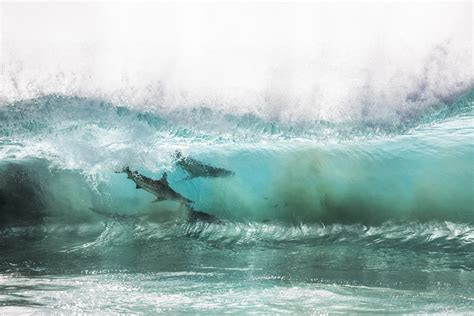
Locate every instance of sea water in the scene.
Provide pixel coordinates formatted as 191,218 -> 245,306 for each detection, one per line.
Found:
0,91 -> 472,313
1,2 -> 473,313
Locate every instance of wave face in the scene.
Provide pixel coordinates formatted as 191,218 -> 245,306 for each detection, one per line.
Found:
0,91 -> 473,227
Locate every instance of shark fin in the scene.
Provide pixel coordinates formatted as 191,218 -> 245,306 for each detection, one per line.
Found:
160,172 -> 168,184
152,196 -> 166,203
136,184 -> 141,189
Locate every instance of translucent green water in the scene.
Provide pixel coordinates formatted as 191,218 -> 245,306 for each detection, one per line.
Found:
0,92 -> 473,313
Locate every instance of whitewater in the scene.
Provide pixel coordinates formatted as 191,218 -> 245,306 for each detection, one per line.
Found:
1,2 -> 473,313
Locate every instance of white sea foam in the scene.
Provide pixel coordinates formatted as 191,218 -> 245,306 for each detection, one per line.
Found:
1,2 -> 472,123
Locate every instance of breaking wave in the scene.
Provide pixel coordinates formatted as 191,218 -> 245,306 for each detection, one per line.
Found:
0,90 -> 472,231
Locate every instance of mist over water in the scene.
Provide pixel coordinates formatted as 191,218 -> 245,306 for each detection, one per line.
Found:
2,2 -> 472,122
1,1 -> 473,314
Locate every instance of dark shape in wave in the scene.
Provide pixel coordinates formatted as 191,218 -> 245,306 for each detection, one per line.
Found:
0,162 -> 46,228
117,166 -> 193,204
175,151 -> 234,179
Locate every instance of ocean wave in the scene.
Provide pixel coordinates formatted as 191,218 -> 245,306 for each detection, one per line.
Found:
0,91 -> 472,228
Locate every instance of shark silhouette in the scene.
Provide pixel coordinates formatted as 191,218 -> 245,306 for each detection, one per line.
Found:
117,167 -> 193,205
175,151 -> 234,179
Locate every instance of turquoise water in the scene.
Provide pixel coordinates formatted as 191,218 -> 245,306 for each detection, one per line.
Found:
0,91 -> 473,313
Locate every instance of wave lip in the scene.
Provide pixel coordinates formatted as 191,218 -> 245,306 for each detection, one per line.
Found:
0,89 -> 472,140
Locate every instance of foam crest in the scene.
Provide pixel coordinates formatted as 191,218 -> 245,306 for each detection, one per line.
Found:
1,2 -> 472,123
